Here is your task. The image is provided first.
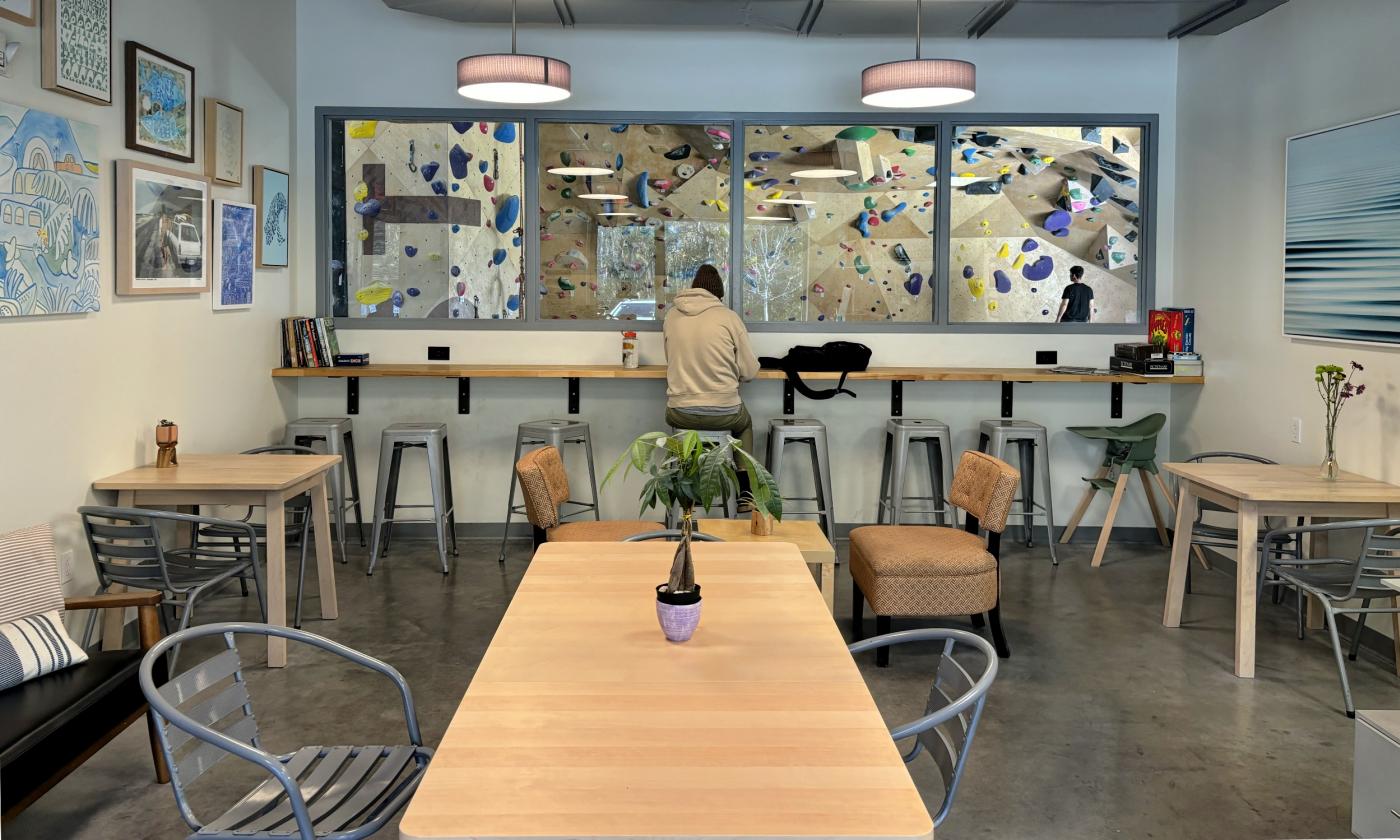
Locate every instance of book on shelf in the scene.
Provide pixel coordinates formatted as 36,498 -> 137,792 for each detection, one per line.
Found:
280,317 -> 343,368
1108,356 -> 1175,376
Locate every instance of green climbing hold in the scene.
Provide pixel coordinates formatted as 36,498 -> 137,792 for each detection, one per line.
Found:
835,125 -> 878,141
561,188 -> 573,199
558,277 -> 576,291
547,211 -> 562,222
560,151 -> 572,165
863,196 -> 877,210
902,147 -> 918,156
854,256 -> 871,275
561,174 -> 576,183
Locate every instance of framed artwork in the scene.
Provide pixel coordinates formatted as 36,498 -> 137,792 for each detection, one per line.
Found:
0,99 -> 100,317
116,159 -> 209,295
1284,110 -> 1400,345
253,165 -> 289,268
212,199 -> 254,310
125,41 -> 194,162
0,0 -> 35,26
41,0 -> 111,105
204,98 -> 243,186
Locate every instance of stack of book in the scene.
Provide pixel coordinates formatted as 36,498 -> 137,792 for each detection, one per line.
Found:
1148,307 -> 1203,375
1170,352 -> 1203,376
280,317 -> 341,368
1109,342 -> 1174,375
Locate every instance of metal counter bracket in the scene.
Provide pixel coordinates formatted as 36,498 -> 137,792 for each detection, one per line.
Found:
567,377 -> 580,414
1110,382 -> 1123,419
891,380 -> 905,417
1001,382 -> 1014,418
782,381 -> 795,415
458,378 -> 471,414
346,377 -> 359,415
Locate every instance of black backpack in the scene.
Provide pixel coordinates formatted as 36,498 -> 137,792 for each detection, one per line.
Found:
759,342 -> 873,400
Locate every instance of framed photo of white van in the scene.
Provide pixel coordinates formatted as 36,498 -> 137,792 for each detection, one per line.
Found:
116,159 -> 209,295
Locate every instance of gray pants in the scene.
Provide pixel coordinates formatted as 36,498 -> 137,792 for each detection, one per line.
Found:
665,404 -> 754,461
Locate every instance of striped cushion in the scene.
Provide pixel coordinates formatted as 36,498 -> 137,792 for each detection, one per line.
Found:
0,523 -> 65,625
0,610 -> 88,690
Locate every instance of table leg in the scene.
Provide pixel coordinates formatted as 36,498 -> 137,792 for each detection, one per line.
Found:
1162,482 -> 1197,627
309,475 -> 339,620
265,494 -> 287,668
820,560 -> 835,615
1234,501 -> 1259,678
1307,524 -> 1327,631
101,490 -> 136,650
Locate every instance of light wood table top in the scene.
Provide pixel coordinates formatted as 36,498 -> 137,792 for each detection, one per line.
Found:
398,542 -> 931,840
93,453 -> 342,491
273,362 -> 1204,385
694,518 -> 837,613
1164,462 -> 1400,504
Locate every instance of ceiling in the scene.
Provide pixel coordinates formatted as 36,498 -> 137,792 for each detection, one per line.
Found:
381,0 -> 1290,38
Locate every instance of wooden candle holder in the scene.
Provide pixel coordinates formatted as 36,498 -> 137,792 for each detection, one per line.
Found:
156,421 -> 179,468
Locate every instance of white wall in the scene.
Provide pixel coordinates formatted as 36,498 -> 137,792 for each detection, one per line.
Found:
290,0 -> 1183,531
0,0 -> 296,593
1172,0 -> 1400,475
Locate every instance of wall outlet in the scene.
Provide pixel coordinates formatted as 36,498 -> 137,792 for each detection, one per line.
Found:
1035,350 -> 1058,365
58,549 -> 74,584
1290,417 -> 1303,444
427,346 -> 450,361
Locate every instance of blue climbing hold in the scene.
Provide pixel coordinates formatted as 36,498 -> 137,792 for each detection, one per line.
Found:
431,180 -> 446,196
749,151 -> 779,161
420,161 -> 439,181
451,224 -> 460,234
451,121 -> 470,134
495,194 -> 520,232
1043,209 -> 1072,236
961,147 -> 978,164
636,172 -> 651,208
493,123 -> 516,143
880,202 -> 907,223
450,144 -> 470,179
1022,256 -> 1054,282
404,245 -> 417,257
353,199 -> 381,217
856,213 -> 871,238
407,287 -> 421,297
391,290 -> 404,307
492,248 -> 507,266
994,270 -> 1012,294
1021,238 -> 1038,252
427,211 -> 438,221
451,183 -> 459,192
609,124 -> 628,134
904,273 -> 924,295
962,264 -> 974,279
512,236 -> 521,247
506,294 -> 520,312
925,166 -> 937,177
450,266 -> 461,277
478,160 -> 488,174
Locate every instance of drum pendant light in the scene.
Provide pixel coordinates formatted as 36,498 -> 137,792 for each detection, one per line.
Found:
457,0 -> 571,104
861,0 -> 975,108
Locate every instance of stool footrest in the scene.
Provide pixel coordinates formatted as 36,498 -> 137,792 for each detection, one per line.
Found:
1086,478 -> 1119,491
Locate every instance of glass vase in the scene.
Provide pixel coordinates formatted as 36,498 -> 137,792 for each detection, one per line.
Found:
1320,435 -> 1339,481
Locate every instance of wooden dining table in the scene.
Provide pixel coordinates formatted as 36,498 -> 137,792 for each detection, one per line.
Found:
92,453 -> 341,668
1161,461 -> 1400,678
398,542 -> 933,840
693,518 -> 837,614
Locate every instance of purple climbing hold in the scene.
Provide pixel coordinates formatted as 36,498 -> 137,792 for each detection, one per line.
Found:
1022,256 -> 1054,282
749,151 -> 779,161
404,245 -> 417,257
492,248 -> 507,266
427,210 -> 438,221
450,144 -> 470,179
1051,228 -> 1070,238
994,270 -> 1012,294
493,123 -> 516,143
353,199 -> 381,217
451,121 -> 470,134
1042,308 -> 1050,316
962,264 -> 975,280
407,287 -> 421,297
431,180 -> 446,196
904,273 -> 924,295
391,290 -> 404,307
450,265 -> 461,277
880,202 -> 907,223
1021,238 -> 1038,252
1043,209 -> 1072,236
420,161 -> 439,182
760,178 -> 780,190
495,194 -> 520,232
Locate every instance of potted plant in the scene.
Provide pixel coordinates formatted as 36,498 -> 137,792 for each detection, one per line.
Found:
604,430 -> 782,642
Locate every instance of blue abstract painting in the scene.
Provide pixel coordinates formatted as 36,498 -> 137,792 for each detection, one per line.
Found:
1284,111 -> 1400,344
255,165 -> 289,267
0,100 -> 100,317
212,199 -> 254,310
132,45 -> 192,161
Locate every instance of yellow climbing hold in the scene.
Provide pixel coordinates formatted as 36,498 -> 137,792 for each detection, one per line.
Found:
998,165 -> 1011,175
959,172 -> 977,178
354,281 -> 394,305
987,300 -> 999,312
996,242 -> 1010,260
980,219 -> 990,227
968,276 -> 985,299
1012,253 -> 1025,270
347,120 -> 379,139
744,181 -> 755,191
716,200 -> 727,212
429,253 -> 442,262
1043,156 -> 1055,164
1021,222 -> 1031,229
353,182 -> 368,201
1027,194 -> 1037,200
768,190 -> 784,200
356,230 -> 369,241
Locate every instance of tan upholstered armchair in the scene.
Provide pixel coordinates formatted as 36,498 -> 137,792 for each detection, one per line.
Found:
515,447 -> 661,548
849,450 -> 1019,666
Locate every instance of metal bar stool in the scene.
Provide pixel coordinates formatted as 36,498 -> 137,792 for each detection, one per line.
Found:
498,419 -> 600,563
878,418 -> 955,526
368,422 -> 457,576
667,427 -> 738,519
767,418 -> 836,543
285,417 -> 364,564
977,419 -> 1057,565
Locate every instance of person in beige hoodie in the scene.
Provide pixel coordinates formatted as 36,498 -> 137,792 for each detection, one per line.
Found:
663,264 -> 761,460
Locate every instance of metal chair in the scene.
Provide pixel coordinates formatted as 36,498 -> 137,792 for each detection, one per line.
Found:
621,530 -> 724,542
286,417 -> 366,563
78,506 -> 265,672
877,418 -> 955,526
766,419 -> 836,542
1258,520 -> 1400,717
977,420 -> 1056,565
1182,451 -> 1302,597
848,628 -> 999,828
194,445 -> 317,628
139,622 -> 432,840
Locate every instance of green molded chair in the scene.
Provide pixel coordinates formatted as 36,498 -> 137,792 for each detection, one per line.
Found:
1058,413 -> 1176,567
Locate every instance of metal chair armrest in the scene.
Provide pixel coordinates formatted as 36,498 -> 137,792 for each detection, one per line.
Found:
64,591 -> 162,610
848,629 -> 998,737
1260,518 -> 1400,549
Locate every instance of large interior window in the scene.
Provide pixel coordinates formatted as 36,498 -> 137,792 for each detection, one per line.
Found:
328,118 -> 525,319
537,121 -> 733,321
947,124 -> 1143,324
740,123 -> 937,323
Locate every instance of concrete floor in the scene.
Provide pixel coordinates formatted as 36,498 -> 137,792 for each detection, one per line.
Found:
8,535 -> 1398,839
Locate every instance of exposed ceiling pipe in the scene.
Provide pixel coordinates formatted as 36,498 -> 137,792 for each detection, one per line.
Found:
1168,0 -> 1246,38
967,0 -> 1017,39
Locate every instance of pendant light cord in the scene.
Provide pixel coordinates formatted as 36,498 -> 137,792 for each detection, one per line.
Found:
511,0 -> 518,55
915,0 -> 922,60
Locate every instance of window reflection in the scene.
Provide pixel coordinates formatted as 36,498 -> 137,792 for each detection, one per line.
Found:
538,122 -> 732,320
741,124 -> 936,323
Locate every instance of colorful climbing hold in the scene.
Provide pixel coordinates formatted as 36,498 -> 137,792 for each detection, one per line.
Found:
835,125 -> 878,141
404,245 -> 417,257
451,121 -> 470,134
864,196 -> 877,210
854,256 -> 871,275
1043,209 -> 1072,236
904,273 -> 923,295
352,182 -> 368,201
968,276 -> 985,299
353,199 -> 381,217
483,175 -> 495,192
558,277 -> 576,291
356,229 -> 368,241
407,287 -> 420,297
902,147 -> 918,157
431,180 -> 446,196
880,202 -> 907,222
1022,255 -> 1054,282
892,244 -> 911,268
450,266 -> 461,277
962,264 -> 975,279
449,145 -> 470,179
492,248 -> 507,266
495,194 -> 520,232
1012,254 -> 1025,270
420,161 -> 439,182
856,213 -> 871,238
1022,238 -> 1038,252
996,242 -> 1010,260
994,270 -> 1012,294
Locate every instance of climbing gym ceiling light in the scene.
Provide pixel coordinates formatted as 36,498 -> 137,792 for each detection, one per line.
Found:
457,0 -> 571,104
861,0 -> 975,108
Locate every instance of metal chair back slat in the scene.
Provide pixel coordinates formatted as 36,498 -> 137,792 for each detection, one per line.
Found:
176,715 -> 260,784
164,680 -> 254,755
86,521 -> 155,540
160,647 -> 245,705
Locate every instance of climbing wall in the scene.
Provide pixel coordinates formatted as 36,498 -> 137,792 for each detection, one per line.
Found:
742,124 -> 937,323
538,122 -> 732,320
948,125 -> 1143,323
341,120 -> 523,319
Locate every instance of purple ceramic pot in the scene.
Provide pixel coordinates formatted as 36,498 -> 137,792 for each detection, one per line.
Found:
656,583 -> 702,642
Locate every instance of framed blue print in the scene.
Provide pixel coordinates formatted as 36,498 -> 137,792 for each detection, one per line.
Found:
254,164 -> 288,267
212,199 -> 254,310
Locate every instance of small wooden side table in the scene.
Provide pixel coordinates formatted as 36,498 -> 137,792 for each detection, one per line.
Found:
694,518 -> 837,614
